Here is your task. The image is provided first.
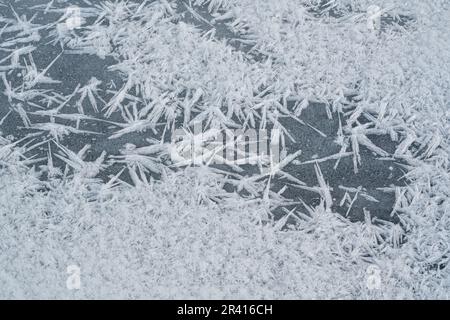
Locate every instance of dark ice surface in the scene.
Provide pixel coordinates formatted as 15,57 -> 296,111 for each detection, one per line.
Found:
0,0 -> 408,223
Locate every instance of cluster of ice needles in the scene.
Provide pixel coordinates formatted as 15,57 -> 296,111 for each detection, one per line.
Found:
0,0 -> 449,299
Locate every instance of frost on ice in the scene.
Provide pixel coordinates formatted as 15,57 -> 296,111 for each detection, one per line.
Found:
0,0 -> 449,299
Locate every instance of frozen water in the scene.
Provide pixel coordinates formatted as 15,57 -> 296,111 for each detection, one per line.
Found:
0,0 -> 449,299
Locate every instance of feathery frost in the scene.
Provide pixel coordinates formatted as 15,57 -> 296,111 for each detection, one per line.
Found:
0,0 -> 449,299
